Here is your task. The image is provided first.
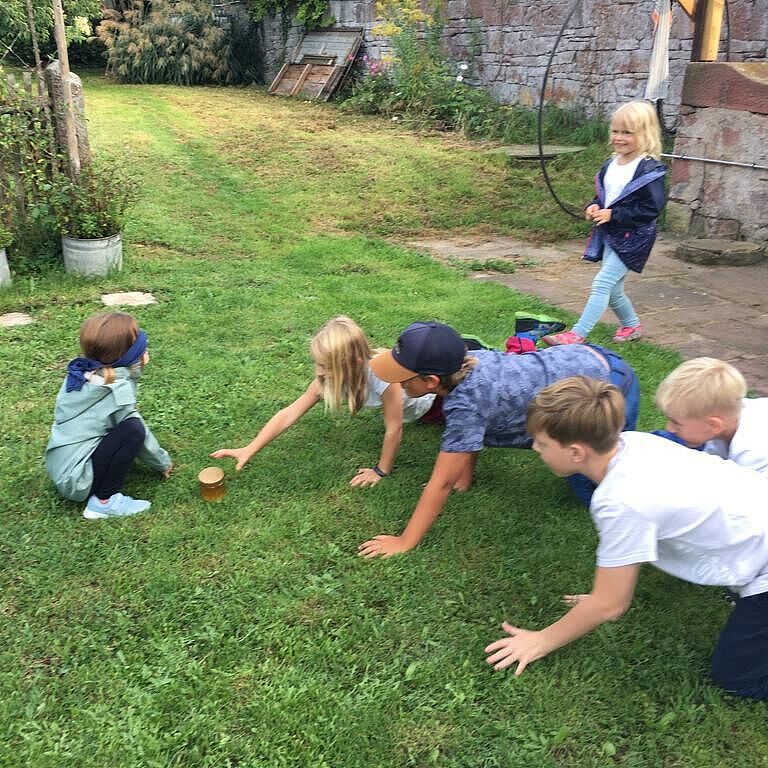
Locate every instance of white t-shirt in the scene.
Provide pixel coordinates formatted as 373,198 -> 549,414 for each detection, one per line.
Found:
603,156 -> 643,207
591,432 -> 768,597
364,368 -> 436,423
703,398 -> 768,478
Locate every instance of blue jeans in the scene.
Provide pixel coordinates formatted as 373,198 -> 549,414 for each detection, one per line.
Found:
711,591 -> 768,700
567,347 -> 640,506
573,245 -> 640,338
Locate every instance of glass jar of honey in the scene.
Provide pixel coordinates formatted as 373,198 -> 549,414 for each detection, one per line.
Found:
198,466 -> 225,501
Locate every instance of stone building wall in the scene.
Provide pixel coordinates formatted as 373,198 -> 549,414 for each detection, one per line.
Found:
210,0 -> 304,84
667,62 -> 768,243
329,0 -> 768,119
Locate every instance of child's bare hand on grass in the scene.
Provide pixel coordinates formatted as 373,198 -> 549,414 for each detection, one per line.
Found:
484,621 -> 550,675
210,447 -> 251,471
349,467 -> 382,488
358,534 -> 412,558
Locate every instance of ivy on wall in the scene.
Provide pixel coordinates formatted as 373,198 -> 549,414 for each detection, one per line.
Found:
244,0 -> 332,30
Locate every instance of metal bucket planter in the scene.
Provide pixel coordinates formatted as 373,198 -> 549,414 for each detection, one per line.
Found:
0,247 -> 11,287
62,233 -> 123,277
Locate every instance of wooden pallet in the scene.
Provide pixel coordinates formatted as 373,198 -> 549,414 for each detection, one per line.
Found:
268,27 -> 363,102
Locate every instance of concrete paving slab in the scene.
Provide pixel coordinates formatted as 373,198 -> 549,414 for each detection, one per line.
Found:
0,312 -> 33,327
101,291 -> 157,307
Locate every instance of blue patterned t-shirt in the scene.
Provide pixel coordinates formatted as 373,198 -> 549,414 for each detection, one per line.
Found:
440,346 -> 610,452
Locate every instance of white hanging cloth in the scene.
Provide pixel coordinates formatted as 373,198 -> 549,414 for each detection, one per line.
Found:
644,0 -> 672,102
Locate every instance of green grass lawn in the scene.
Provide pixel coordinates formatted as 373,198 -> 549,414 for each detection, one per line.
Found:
1,78 -> 766,767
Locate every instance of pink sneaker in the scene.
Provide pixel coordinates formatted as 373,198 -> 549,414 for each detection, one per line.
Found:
613,325 -> 643,342
542,330 -> 585,346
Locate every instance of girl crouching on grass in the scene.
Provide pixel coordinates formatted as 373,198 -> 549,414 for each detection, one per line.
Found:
211,316 -> 439,486
45,312 -> 172,519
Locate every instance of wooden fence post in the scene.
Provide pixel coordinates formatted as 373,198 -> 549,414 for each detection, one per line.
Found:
51,0 -> 81,178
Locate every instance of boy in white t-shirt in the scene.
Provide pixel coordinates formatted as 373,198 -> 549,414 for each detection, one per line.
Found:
485,376 -> 768,700
655,357 -> 768,477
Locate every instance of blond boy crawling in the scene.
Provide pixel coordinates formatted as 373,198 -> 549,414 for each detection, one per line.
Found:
655,357 -> 768,477
485,376 -> 768,700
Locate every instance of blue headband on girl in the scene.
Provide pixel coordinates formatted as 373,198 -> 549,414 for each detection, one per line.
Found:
65,330 -> 148,392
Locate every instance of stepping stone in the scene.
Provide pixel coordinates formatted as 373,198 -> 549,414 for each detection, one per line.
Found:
101,291 -> 157,307
673,239 -> 766,266
0,312 -> 33,327
494,144 -> 585,161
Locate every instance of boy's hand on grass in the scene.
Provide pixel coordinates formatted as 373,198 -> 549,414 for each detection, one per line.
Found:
161,463 -> 173,480
358,534 -> 412,558
210,447 -> 250,471
349,467 -> 382,488
484,621 -> 550,676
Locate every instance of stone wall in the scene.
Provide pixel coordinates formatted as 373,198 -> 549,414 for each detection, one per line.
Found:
667,62 -> 768,243
257,12 -> 305,83
330,0 -> 767,120
211,1 -> 304,84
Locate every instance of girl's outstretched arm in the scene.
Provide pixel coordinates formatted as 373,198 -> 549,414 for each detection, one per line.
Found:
350,382 -> 405,487
210,379 -> 322,471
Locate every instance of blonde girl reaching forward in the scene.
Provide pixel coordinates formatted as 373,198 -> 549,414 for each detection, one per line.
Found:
211,316 -> 438,486
544,100 -> 667,346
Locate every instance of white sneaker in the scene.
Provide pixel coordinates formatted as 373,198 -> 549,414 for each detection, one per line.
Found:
83,493 -> 151,520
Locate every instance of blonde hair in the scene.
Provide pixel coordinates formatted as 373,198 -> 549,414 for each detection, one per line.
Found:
527,376 -> 625,454
310,316 -> 373,415
79,312 -> 139,385
611,101 -> 662,160
655,357 -> 747,419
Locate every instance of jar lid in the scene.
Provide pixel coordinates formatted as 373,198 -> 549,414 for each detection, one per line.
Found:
198,466 -> 224,485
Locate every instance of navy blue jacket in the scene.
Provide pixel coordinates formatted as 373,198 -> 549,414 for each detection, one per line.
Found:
583,156 -> 667,273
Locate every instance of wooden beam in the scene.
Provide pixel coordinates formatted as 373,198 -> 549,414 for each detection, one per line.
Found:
268,62 -> 289,94
290,64 -> 312,97
677,0 -> 697,20
51,0 -> 81,178
691,0 -> 725,61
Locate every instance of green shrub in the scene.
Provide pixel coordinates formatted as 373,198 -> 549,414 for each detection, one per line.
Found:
0,68 -> 61,274
340,0 -> 607,146
0,224 -> 11,250
97,0 -> 232,85
51,159 -> 139,239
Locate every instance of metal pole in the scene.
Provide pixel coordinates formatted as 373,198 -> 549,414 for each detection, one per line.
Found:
662,153 -> 768,172
51,0 -> 81,179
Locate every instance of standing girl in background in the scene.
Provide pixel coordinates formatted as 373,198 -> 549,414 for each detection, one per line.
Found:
544,100 -> 667,346
45,312 -> 172,519
211,316 -> 438,486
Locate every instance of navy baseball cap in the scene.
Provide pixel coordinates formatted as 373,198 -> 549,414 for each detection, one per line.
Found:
369,322 -> 467,382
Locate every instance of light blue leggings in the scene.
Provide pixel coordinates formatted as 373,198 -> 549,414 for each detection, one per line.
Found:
573,245 -> 640,338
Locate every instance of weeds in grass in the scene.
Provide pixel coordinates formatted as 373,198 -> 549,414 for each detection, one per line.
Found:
466,258 -> 518,273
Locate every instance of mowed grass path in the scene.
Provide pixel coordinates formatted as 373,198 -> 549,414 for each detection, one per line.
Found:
0,80 -> 765,767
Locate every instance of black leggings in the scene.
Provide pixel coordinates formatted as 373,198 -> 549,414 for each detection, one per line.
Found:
89,418 -> 145,500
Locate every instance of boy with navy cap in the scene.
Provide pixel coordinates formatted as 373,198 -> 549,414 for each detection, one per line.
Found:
359,321 -> 639,558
